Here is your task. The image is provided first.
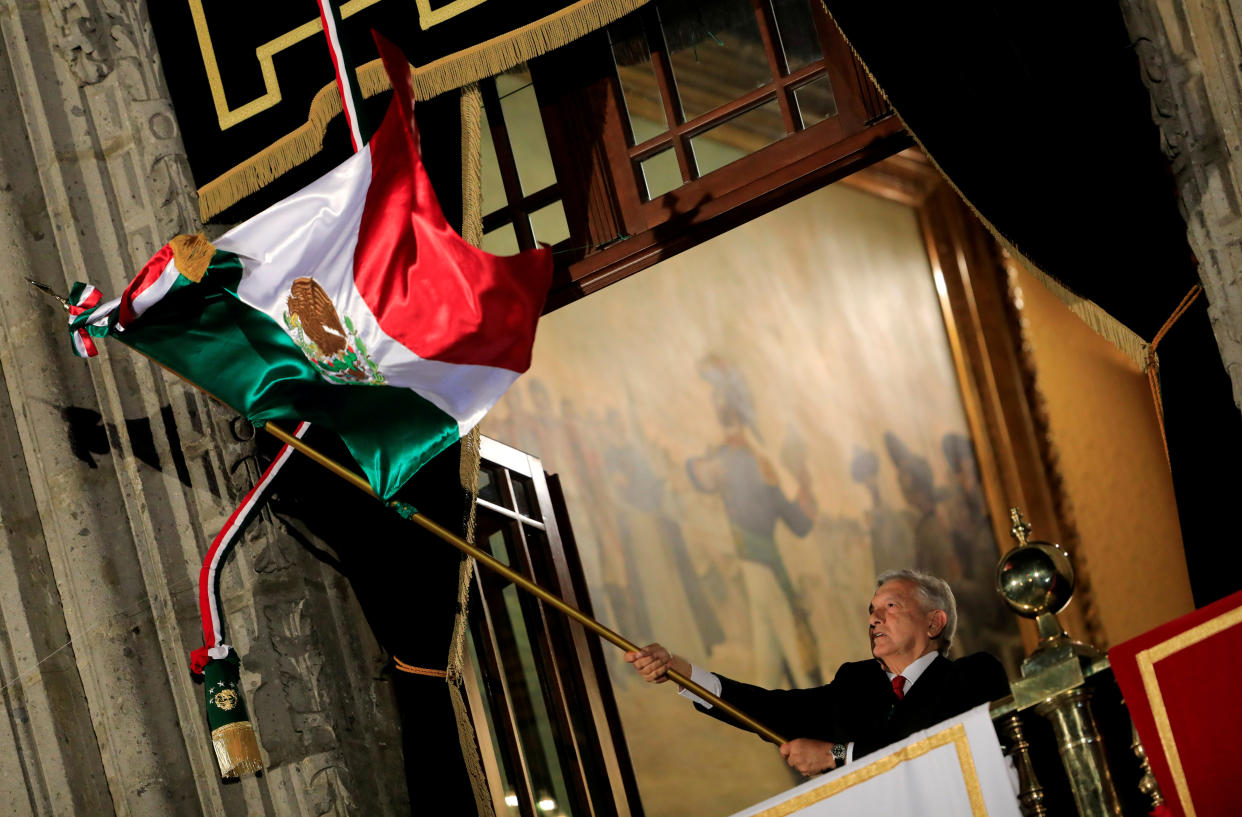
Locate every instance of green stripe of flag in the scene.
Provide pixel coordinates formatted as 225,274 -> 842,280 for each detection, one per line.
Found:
118,252 -> 458,499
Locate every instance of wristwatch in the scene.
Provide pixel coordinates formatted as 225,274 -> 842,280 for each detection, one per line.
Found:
831,743 -> 846,765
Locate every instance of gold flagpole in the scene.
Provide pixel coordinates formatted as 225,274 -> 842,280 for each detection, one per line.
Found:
33,279 -> 785,745
264,422 -> 786,745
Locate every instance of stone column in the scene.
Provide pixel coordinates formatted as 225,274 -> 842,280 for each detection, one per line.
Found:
1119,0 -> 1242,407
0,2 -> 410,814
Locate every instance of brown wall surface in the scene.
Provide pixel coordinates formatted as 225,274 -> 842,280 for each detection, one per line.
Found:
1015,264 -> 1193,645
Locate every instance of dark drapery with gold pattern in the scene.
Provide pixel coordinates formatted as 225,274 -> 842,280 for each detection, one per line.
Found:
148,0 -> 652,220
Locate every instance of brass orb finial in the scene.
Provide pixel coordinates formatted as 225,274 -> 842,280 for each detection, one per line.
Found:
996,507 -> 1074,619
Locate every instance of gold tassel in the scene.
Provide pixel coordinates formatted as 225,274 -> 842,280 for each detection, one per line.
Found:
211,721 -> 264,778
169,233 -> 217,283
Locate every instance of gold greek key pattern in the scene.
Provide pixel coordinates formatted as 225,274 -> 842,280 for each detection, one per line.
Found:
194,0 -> 652,220
189,0 -> 385,131
1135,604 -> 1242,817
415,0 -> 490,30
748,723 -> 988,817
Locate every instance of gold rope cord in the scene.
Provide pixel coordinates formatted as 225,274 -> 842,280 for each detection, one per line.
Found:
394,657 -> 448,678
1145,284 -> 1203,462
818,1 -> 1150,372
196,0 -> 652,220
447,81 -> 495,817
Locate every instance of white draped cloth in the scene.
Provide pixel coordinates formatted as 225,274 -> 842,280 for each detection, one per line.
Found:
727,704 -> 1022,817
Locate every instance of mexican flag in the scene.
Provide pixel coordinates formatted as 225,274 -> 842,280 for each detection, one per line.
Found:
69,35 -> 552,499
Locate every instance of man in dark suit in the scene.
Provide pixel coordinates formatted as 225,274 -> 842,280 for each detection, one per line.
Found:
625,569 -> 1010,776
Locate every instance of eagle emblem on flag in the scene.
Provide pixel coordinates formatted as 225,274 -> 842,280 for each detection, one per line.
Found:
282,277 -> 385,386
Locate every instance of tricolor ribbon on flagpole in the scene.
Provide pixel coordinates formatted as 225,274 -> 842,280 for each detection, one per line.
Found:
316,0 -> 369,151
67,283 -> 104,358
189,420 -> 313,676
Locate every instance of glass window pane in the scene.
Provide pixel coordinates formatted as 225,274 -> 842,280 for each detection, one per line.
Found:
529,200 -> 570,247
501,579 -> 575,816
465,629 -> 518,811
794,74 -> 838,128
610,14 -> 668,143
498,64 -> 558,196
770,0 -> 823,74
661,0 -> 771,121
478,466 -> 502,505
689,99 -> 785,176
483,223 -> 520,256
480,103 -> 507,217
509,474 -> 538,519
639,149 -> 682,200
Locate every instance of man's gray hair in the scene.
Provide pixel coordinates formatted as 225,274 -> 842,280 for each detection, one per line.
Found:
876,569 -> 958,655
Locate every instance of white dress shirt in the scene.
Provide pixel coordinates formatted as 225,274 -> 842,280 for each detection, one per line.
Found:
679,650 -> 942,763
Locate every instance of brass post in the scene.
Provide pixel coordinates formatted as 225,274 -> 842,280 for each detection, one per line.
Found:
1131,719 -> 1166,810
1034,687 -> 1123,817
997,712 -> 1047,817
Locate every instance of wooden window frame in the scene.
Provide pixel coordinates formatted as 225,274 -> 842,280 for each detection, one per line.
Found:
463,437 -> 644,817
479,73 -> 568,253
528,0 -> 901,310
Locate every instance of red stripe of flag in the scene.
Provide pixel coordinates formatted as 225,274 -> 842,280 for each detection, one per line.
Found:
352,34 -> 552,374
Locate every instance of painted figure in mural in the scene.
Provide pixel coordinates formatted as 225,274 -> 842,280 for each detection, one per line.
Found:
686,354 -> 820,689
939,433 -> 1020,671
605,404 -> 726,654
523,380 -> 655,644
558,395 -> 653,642
850,445 -> 917,575
601,407 -> 715,662
883,432 -> 960,583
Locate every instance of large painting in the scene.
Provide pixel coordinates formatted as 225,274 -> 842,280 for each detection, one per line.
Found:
481,181 -> 1022,816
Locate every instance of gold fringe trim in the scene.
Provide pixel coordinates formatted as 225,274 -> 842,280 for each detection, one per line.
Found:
197,0 -> 652,221
818,1 -> 1149,372
450,669 -> 496,817
169,233 -> 216,283
1012,255 -> 1149,372
211,720 -> 264,778
460,83 -> 485,248
406,0 -> 650,100
198,80 -> 346,222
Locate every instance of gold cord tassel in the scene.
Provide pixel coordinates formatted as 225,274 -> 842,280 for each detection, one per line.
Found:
202,649 -> 264,778
210,721 -> 264,777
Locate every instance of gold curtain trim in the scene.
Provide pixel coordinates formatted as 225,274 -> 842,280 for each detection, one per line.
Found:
748,723 -> 987,817
196,0 -> 652,221
818,2 -> 1149,372
1135,604 -> 1242,817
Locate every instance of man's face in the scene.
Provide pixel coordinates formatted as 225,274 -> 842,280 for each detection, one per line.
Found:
868,580 -> 939,671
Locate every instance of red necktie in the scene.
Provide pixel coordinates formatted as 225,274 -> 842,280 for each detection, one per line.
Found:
892,675 -> 907,701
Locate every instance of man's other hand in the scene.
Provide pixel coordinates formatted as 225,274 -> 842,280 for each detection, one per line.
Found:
623,643 -> 690,684
779,738 -> 838,776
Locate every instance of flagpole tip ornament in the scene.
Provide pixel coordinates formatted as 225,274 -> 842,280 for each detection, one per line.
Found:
27,279 -> 70,310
